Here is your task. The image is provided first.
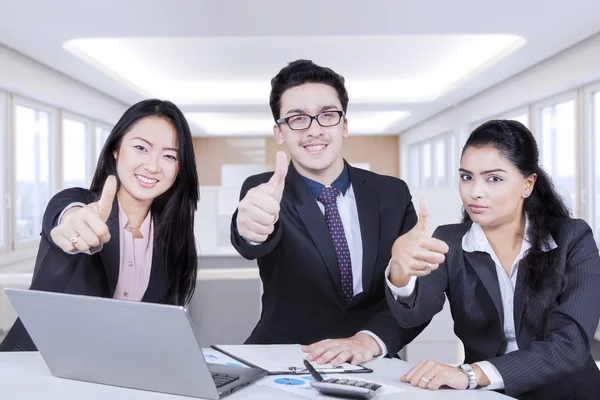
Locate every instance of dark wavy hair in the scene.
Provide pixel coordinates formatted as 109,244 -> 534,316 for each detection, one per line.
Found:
269,59 -> 349,121
461,119 -> 570,338
90,99 -> 199,306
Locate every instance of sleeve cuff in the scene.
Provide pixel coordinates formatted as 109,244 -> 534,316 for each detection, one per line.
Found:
236,213 -> 261,246
474,361 -> 505,390
357,330 -> 388,358
384,261 -> 417,300
58,202 -> 86,226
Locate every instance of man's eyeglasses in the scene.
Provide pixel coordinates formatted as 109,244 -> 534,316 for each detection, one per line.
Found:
276,110 -> 345,131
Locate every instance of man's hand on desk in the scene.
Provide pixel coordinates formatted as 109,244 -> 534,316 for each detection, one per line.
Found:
301,333 -> 382,366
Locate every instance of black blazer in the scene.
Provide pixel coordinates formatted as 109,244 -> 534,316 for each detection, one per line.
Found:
387,219 -> 600,399
0,188 -> 173,352
230,162 -> 426,356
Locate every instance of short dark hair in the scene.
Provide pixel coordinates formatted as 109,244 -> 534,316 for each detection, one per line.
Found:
269,59 -> 349,121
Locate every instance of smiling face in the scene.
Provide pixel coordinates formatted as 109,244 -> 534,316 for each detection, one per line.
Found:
459,145 -> 536,228
113,116 -> 180,208
273,83 -> 347,183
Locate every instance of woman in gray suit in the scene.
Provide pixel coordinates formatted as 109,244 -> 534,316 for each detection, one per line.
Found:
387,120 -> 600,400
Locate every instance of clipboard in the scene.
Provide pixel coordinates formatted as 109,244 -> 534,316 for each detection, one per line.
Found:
211,344 -> 373,375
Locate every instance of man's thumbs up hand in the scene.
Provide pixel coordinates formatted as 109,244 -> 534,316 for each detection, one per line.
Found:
237,152 -> 288,243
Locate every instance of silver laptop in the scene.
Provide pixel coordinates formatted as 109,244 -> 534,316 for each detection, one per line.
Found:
5,288 -> 267,399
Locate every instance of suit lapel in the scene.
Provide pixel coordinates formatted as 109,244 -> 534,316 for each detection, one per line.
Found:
288,164 -> 344,303
513,259 -> 528,337
348,166 -> 379,296
464,251 -> 504,326
99,198 -> 120,297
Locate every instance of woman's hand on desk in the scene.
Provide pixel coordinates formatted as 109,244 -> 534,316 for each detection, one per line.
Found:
389,199 -> 449,287
401,360 -> 469,390
50,176 -> 117,253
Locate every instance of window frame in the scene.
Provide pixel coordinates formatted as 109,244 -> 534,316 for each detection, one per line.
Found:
408,131 -> 454,189
583,82 -> 600,236
0,91 -> 7,254
408,143 -> 420,188
61,111 -> 94,188
92,121 -> 112,169
532,90 -> 579,216
12,96 -> 59,251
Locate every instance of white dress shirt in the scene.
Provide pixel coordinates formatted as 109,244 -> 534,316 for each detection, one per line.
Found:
385,219 -> 557,390
239,183 -> 388,356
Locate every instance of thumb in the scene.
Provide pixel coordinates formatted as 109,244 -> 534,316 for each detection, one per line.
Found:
97,175 -> 117,221
417,198 -> 430,235
267,151 -> 288,194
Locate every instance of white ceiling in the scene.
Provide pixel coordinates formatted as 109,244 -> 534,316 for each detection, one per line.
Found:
1,0 -> 600,137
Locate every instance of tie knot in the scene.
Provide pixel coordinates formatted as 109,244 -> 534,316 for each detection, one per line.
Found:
317,186 -> 341,205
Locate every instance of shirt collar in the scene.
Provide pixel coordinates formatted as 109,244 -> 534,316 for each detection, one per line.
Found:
302,164 -> 351,199
462,216 -> 557,254
117,201 -> 152,234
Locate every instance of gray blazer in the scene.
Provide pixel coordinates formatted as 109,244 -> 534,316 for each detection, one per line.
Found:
387,218 -> 600,400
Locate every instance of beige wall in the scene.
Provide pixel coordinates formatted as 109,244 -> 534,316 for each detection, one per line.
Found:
193,138 -> 264,186
265,136 -> 400,177
193,135 -> 400,186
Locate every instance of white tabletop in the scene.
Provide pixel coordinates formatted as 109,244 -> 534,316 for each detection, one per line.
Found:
0,352 -> 514,399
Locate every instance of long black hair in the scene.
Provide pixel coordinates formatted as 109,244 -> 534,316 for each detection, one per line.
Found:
461,119 -> 570,338
90,99 -> 199,306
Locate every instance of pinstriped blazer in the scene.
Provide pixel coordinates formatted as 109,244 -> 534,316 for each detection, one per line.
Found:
387,218 -> 600,400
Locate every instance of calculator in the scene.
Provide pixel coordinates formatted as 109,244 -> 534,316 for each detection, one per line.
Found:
302,359 -> 382,399
311,377 -> 382,399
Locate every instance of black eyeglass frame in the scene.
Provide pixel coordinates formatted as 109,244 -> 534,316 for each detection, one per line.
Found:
276,110 -> 346,130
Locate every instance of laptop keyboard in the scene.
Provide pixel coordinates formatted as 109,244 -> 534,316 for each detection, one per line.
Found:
212,373 -> 240,388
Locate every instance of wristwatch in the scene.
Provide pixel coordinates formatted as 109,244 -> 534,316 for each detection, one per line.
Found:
458,364 -> 477,389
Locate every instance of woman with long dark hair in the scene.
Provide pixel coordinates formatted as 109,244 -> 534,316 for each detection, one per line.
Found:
386,120 -> 600,399
1,99 -> 199,351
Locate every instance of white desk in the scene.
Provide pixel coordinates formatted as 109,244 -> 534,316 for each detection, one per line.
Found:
0,352 -> 514,399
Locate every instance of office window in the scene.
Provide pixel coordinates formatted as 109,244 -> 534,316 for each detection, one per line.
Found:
15,104 -> 52,242
539,99 -> 576,213
409,145 -> 420,188
450,134 -> 458,183
422,143 -> 432,187
0,93 -> 5,250
62,117 -> 90,189
95,125 -> 110,161
594,91 -> 600,235
434,137 -> 446,187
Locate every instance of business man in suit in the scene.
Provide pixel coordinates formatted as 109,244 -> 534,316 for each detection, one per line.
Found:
230,59 -> 425,365
386,120 -> 600,399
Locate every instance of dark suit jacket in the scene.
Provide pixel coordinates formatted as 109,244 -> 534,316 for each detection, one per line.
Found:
0,188 -> 173,352
387,219 -> 600,399
230,162 -> 425,356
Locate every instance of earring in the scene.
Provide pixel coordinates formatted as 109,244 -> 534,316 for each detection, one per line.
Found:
524,192 -> 531,198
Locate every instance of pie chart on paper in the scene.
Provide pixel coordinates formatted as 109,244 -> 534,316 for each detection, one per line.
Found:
274,378 -> 306,386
